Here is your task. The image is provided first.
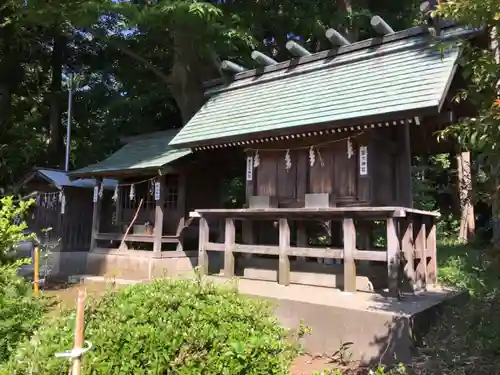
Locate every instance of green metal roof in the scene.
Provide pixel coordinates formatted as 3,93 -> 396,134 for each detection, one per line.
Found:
170,25 -> 474,148
71,130 -> 191,177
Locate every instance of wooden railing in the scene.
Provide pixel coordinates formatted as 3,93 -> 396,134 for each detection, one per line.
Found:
193,207 -> 439,296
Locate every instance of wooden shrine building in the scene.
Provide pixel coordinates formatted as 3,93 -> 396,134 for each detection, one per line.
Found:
168,21 -> 481,296
14,167 -> 116,251
70,129 -> 227,257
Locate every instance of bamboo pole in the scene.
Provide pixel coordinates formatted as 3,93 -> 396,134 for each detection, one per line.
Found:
70,290 -> 86,375
33,246 -> 39,297
119,198 -> 144,250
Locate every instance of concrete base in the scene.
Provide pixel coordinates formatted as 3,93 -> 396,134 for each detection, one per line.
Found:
208,277 -> 463,365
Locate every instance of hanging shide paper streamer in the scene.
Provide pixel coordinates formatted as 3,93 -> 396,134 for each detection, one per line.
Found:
149,179 -> 155,196
112,186 -> 119,203
58,191 -> 63,203
98,183 -> 104,199
129,184 -> 135,201
347,137 -> 354,159
309,146 -> 315,167
253,150 -> 260,168
285,149 -> 292,171
61,193 -> 66,214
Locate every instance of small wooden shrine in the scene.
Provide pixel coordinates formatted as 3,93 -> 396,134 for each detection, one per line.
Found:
70,129 -> 227,254
14,167 -> 116,251
168,20 -> 481,296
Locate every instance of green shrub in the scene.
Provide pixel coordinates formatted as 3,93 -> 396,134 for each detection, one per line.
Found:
2,277 -> 299,375
0,262 -> 49,363
0,196 -> 35,262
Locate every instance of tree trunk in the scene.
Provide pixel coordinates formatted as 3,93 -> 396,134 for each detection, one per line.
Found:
47,33 -> 65,167
456,151 -> 475,242
168,30 -> 218,124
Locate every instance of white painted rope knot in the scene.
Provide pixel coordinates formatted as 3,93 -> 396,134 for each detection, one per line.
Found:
55,341 -> 92,359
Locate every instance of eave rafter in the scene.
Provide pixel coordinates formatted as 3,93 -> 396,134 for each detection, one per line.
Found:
193,117 -> 421,151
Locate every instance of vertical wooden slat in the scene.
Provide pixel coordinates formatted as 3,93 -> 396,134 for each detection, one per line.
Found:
415,216 -> 427,290
153,175 -> 165,253
224,218 -> 235,278
198,217 -> 209,275
386,217 -> 400,297
89,179 -> 103,251
426,216 -> 438,286
342,218 -> 357,292
401,217 -> 415,293
278,218 -> 290,285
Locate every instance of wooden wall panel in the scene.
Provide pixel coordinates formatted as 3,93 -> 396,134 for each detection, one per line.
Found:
277,150 -> 297,200
309,148 -> 334,194
257,153 -> 278,196
332,143 -> 356,198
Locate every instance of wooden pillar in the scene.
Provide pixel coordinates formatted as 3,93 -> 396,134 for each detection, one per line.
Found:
115,185 -> 123,227
278,218 -> 290,285
426,216 -> 438,286
342,218 -> 357,293
242,154 -> 255,258
198,217 -> 209,275
386,217 -> 400,297
401,217 -> 415,293
397,120 -> 413,207
89,178 -> 103,251
177,172 -> 187,217
415,216 -> 427,290
224,218 -> 235,277
153,175 -> 165,253
296,150 -> 308,261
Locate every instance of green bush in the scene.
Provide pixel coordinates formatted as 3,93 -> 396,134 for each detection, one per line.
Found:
0,262 -> 49,363
2,277 -> 299,375
0,196 -> 35,262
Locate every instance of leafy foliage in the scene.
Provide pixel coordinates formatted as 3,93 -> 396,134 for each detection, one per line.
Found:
0,261 -> 49,364
2,277 -> 298,375
0,197 -> 35,262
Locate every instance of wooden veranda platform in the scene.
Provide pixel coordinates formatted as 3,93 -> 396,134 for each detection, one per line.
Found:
192,206 -> 439,297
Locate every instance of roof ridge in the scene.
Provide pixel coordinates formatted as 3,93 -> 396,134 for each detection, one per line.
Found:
206,21 -> 467,92
205,23 -> 477,98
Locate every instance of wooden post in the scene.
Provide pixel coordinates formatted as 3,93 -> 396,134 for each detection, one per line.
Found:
198,217 -> 209,275
33,246 -> 39,297
278,218 -> 290,286
397,119 -> 413,207
426,216 -> 438,286
242,154 -> 255,259
89,178 -> 102,251
296,150 -> 308,262
342,218 -> 357,292
115,185 -> 123,227
386,217 -> 400,297
224,218 -> 235,278
153,175 -> 165,253
401,217 -> 415,293
415,216 -> 427,290
70,290 -> 86,375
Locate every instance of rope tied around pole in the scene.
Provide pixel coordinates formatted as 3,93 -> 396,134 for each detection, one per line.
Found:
55,341 -> 93,359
